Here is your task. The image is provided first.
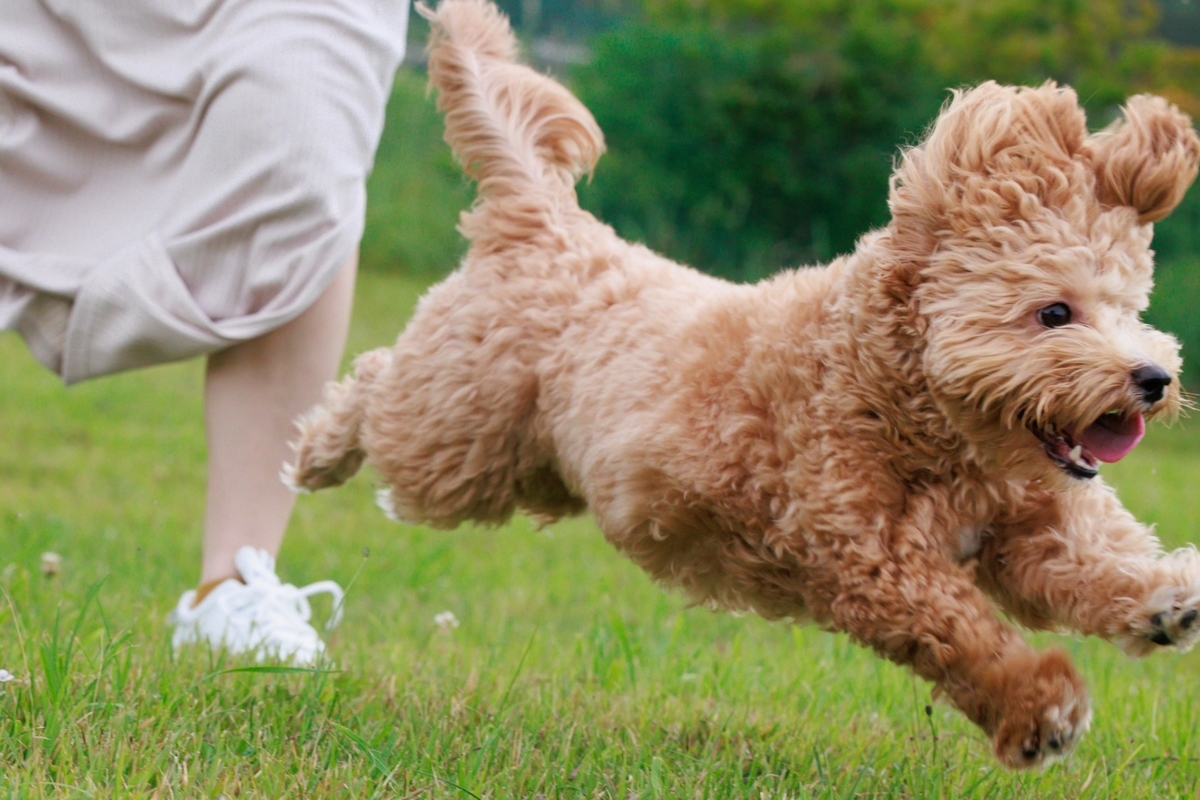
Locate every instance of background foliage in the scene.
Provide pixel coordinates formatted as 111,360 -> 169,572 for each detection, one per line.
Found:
573,11 -> 943,279
574,0 -> 1200,277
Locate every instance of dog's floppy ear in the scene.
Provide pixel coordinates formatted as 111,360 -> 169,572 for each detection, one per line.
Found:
882,82 -> 1089,302
1085,95 -> 1200,224
889,81 -> 1089,231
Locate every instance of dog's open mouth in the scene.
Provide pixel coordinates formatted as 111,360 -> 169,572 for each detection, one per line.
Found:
1030,411 -> 1146,479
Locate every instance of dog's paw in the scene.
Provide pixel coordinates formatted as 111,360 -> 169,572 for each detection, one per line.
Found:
992,651 -> 1091,769
1126,585 -> 1200,655
994,698 -> 1091,768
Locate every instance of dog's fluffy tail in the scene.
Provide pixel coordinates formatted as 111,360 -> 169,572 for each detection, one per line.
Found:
283,348 -> 390,493
419,0 -> 605,251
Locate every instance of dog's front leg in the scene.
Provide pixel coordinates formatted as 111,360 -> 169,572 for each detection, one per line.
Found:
977,481 -> 1200,656
816,496 -> 1091,767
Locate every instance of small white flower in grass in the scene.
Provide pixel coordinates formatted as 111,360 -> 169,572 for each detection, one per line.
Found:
434,611 -> 460,631
40,552 -> 62,577
0,670 -> 15,683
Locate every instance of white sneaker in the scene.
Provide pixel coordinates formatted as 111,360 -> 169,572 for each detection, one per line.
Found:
169,547 -> 345,666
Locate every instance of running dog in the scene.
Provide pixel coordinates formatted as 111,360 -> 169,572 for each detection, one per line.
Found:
287,0 -> 1200,767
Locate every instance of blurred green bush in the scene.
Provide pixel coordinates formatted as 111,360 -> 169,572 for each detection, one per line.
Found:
574,0 -> 1200,280
573,20 -> 942,280
1144,258 -> 1200,386
1147,189 -> 1200,385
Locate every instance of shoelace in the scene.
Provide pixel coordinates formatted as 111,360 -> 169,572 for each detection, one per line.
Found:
223,577 -> 346,640
297,579 -> 346,633
234,549 -> 346,635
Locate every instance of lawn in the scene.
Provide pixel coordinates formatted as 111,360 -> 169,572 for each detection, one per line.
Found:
3,269 -> 1200,798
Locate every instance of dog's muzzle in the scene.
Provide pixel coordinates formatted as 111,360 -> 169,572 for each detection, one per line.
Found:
1029,411 -> 1146,480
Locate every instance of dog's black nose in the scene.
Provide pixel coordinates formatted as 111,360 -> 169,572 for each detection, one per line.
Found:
1132,365 -> 1172,404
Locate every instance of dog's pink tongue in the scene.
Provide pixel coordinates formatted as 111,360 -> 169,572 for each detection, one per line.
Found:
1079,413 -> 1145,463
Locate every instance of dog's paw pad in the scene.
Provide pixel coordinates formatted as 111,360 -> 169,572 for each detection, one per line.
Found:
993,653 -> 1091,770
999,699 -> 1091,769
1143,599 -> 1200,651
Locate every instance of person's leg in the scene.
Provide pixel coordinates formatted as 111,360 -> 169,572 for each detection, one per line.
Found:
199,255 -> 358,585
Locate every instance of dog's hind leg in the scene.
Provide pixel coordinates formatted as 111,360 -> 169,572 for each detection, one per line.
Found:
977,482 -> 1200,656
356,273 -> 582,529
286,348 -> 391,492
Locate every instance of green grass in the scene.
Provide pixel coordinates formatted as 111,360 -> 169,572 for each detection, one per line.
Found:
361,69 -> 473,279
3,270 -> 1200,798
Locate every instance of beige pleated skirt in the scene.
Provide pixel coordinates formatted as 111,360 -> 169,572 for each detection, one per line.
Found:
0,0 -> 409,383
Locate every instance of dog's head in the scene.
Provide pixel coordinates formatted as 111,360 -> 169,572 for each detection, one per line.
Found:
887,82 -> 1200,481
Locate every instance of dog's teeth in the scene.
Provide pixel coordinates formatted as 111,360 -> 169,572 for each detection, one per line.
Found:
1069,445 -> 1083,463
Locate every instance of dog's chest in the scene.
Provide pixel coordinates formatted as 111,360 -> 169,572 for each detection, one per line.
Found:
955,524 -> 988,562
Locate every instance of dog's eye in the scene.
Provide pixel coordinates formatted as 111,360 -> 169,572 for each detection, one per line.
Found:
1037,303 -> 1072,328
